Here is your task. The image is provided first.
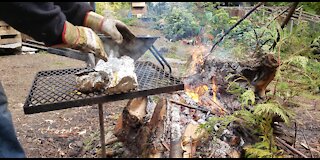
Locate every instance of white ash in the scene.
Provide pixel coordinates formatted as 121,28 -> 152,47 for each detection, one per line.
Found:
170,104 -> 181,141
210,138 -> 232,158
197,118 -> 206,124
144,97 -> 157,123
182,107 -> 190,115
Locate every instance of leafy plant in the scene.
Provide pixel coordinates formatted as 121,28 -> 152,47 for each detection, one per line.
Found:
162,6 -> 199,41
240,89 -> 255,107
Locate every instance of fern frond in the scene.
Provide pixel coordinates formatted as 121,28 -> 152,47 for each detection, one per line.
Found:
284,56 -> 309,70
226,81 -> 245,95
244,145 -> 273,158
240,89 -> 255,106
253,102 -> 294,125
233,109 -> 257,126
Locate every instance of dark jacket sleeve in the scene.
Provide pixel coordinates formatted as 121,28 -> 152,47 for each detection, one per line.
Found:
54,2 -> 93,26
0,2 -> 92,46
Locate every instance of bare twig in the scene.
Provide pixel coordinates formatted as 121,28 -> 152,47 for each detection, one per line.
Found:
209,149 -> 216,158
265,6 -> 291,28
301,129 -> 314,158
300,143 -> 320,155
275,136 -> 308,158
98,103 -> 106,158
169,99 -> 213,114
162,141 -> 170,151
294,121 -> 297,148
270,2 -> 299,50
259,6 -> 291,50
105,137 -> 119,146
204,2 -> 265,59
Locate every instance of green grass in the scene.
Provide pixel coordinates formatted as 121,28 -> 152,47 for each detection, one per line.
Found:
164,52 -> 181,59
52,62 -> 66,66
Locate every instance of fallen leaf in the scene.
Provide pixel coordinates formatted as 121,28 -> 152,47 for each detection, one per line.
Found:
78,130 -> 87,136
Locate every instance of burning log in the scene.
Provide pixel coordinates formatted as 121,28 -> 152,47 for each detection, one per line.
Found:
241,54 -> 279,98
169,100 -> 183,158
199,53 -> 279,103
111,46 -> 279,158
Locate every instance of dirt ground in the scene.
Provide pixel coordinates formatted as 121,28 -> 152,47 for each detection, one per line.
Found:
0,22 -> 319,158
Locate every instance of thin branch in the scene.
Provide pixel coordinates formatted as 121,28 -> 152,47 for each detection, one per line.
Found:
169,99 -> 213,114
265,6 -> 291,28
260,6 -> 291,46
275,136 -> 308,158
270,2 -> 299,51
301,129 -> 314,158
294,121 -> 297,148
204,2 -> 265,59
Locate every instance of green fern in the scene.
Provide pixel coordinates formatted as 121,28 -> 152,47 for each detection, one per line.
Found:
245,134 -> 284,158
240,89 -> 255,107
200,115 -> 237,137
245,146 -> 273,158
233,109 -> 258,127
245,142 -> 283,158
285,56 -> 309,70
253,101 -> 294,125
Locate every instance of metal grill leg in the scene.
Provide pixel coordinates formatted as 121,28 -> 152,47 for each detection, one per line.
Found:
98,103 -> 106,158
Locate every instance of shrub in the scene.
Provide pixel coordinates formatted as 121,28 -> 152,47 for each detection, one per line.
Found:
162,7 -> 199,41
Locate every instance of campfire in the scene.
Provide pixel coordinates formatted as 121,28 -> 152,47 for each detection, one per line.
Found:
112,43 -> 282,158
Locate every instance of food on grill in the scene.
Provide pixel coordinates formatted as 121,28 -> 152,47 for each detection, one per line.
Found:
76,56 -> 138,94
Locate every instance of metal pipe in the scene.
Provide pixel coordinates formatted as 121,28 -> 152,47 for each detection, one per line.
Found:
151,45 -> 172,74
98,103 -> 106,158
149,46 -> 165,70
204,2 -> 265,59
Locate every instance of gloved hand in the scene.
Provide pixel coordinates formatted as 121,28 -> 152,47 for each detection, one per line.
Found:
84,11 -> 135,44
52,21 -> 108,61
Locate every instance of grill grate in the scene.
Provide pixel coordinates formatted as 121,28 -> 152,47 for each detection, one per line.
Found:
23,61 -> 184,114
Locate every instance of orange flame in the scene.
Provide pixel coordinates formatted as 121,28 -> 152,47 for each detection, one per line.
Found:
211,78 -> 218,103
189,45 -> 206,75
184,45 -> 221,108
185,84 -> 208,103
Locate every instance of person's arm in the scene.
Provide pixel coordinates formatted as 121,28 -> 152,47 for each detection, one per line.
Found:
0,2 -> 107,60
53,2 -> 135,44
83,11 -> 136,44
53,2 -> 92,26
0,2 -> 65,46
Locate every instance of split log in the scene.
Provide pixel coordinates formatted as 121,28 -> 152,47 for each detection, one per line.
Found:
114,97 -> 167,157
169,101 -> 183,158
181,122 -> 206,158
141,98 -> 167,158
114,97 -> 148,156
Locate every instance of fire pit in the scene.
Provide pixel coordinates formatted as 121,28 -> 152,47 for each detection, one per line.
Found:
23,61 -> 184,114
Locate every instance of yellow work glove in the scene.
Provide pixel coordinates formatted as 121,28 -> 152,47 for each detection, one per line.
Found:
52,21 -> 108,61
84,11 -> 135,44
